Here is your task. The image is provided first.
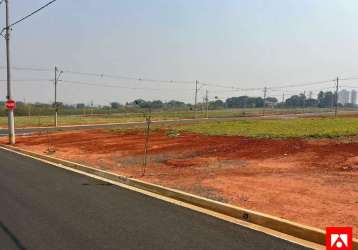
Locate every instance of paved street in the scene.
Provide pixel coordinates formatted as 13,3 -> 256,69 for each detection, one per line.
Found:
0,149 -> 311,250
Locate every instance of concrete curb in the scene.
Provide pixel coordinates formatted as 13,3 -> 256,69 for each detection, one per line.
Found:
3,145 -> 357,248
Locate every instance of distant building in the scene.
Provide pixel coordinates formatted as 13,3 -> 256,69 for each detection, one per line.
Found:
351,90 -> 357,105
338,89 -> 350,105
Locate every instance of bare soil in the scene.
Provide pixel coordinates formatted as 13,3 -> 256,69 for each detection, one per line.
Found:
3,129 -> 358,238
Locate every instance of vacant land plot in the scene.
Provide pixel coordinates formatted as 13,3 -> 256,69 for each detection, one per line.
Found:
176,118 -> 358,138
3,118 -> 358,238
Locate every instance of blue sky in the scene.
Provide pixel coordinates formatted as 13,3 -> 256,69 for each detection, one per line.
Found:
1,0 -> 358,105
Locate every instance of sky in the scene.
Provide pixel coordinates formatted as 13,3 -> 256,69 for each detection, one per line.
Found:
1,0 -> 358,105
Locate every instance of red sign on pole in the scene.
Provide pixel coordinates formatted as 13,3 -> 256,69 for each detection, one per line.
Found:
5,99 -> 16,110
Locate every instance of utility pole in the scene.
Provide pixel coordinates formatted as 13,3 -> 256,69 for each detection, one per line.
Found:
5,0 -> 15,144
1,0 -> 57,143
194,80 -> 198,118
54,66 -> 58,127
303,90 -> 306,113
335,77 -> 339,117
54,66 -> 62,127
205,89 -> 209,119
263,87 -> 267,115
282,92 -> 285,103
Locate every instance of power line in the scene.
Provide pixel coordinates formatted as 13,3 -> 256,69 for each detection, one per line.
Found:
8,0 -> 57,29
340,77 -> 358,81
62,70 -> 134,80
58,69 -> 337,91
268,79 -> 335,90
200,78 -> 335,91
0,65 -> 354,93
60,79 -> 195,92
0,76 -> 198,92
0,79 -> 51,82
0,66 -> 51,72
62,70 -> 194,85
306,86 -> 335,92
340,85 -> 358,89
200,81 -> 262,91
62,80 -> 160,90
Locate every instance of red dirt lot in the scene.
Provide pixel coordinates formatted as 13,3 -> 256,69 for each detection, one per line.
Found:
3,129 -> 358,238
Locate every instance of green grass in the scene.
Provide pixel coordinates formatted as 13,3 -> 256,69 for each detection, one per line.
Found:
176,118 -> 358,138
0,115 -> 142,127
0,112 -> 195,127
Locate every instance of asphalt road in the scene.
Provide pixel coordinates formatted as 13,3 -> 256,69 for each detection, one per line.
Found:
0,149 -> 311,250
1,110 -> 355,136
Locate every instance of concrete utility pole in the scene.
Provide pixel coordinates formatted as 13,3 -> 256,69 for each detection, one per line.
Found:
1,0 -> 57,143
263,87 -> 267,115
5,0 -> 15,144
303,90 -> 306,113
54,66 -> 62,127
335,77 -> 339,117
205,89 -> 209,119
194,80 -> 198,118
54,66 -> 58,127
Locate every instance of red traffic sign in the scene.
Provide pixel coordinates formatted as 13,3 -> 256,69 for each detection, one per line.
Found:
5,99 -> 16,110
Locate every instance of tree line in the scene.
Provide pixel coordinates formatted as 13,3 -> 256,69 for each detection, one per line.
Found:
0,91 -> 355,116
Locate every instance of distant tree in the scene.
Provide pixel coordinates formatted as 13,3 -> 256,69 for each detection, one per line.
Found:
305,98 -> 318,107
33,102 -> 51,108
76,103 -> 86,109
151,100 -> 163,109
226,96 -> 264,108
209,99 -> 225,109
265,97 -> 278,104
56,102 -> 64,108
246,97 -> 257,107
254,97 -> 264,107
283,93 -> 321,108
225,96 -> 249,108
165,100 -> 186,109
133,99 -> 150,108
285,95 -> 304,107
317,91 -> 335,108
14,102 -> 28,116
225,97 -> 241,108
110,102 -> 121,109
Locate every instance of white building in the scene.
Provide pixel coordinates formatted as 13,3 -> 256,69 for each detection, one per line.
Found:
338,89 -> 350,105
351,90 -> 357,105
